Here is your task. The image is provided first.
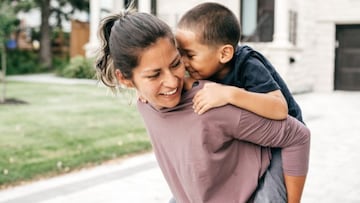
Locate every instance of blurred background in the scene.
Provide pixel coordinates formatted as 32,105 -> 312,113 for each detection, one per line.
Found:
2,0 -> 359,93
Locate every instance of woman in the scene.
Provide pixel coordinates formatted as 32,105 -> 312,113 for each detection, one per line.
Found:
96,10 -> 310,203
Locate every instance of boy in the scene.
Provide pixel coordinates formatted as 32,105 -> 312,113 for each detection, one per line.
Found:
175,2 -> 305,203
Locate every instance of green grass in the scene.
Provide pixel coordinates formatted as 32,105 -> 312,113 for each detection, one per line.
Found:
0,81 -> 151,187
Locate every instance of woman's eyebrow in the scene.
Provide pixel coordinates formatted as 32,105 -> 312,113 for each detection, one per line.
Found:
141,68 -> 161,74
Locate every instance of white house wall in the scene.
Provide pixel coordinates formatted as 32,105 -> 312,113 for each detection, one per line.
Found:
317,0 -> 360,23
290,0 -> 318,93
303,0 -> 360,92
245,0 -> 360,92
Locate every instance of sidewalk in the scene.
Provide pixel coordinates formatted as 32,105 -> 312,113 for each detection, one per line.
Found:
2,74 -> 360,203
0,153 -> 171,203
6,73 -> 97,85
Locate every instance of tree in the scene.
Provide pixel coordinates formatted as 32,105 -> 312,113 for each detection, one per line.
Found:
11,0 -> 89,69
0,1 -> 18,103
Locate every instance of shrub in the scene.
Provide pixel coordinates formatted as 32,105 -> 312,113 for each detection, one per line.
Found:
2,50 -> 43,75
53,56 -> 69,73
59,56 -> 96,79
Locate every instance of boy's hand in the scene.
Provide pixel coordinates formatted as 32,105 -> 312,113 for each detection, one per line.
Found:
193,83 -> 229,114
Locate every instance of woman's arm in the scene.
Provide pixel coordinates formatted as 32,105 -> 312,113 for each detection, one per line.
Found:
224,109 -> 310,203
285,175 -> 306,203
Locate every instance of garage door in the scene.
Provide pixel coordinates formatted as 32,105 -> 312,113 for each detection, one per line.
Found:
335,24 -> 360,90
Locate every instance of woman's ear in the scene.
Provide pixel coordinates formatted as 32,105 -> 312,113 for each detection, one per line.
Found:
115,69 -> 134,88
219,44 -> 234,64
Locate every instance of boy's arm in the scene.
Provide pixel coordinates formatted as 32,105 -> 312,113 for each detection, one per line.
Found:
193,82 -> 288,120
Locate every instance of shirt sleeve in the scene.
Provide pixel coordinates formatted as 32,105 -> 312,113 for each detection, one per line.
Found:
242,56 -> 280,93
231,109 -> 310,176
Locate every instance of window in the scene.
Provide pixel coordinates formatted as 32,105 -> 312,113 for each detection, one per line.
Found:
289,10 -> 297,45
151,0 -> 157,15
124,0 -> 156,15
241,0 -> 274,42
124,0 -> 138,9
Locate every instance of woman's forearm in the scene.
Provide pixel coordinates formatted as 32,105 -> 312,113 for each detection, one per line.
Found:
284,175 -> 306,203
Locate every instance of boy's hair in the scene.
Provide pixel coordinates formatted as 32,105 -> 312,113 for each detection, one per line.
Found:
177,2 -> 240,49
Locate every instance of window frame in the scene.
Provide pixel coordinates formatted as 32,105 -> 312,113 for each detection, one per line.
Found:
240,0 -> 275,42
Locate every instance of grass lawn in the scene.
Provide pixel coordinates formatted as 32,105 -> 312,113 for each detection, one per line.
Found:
0,81 -> 151,188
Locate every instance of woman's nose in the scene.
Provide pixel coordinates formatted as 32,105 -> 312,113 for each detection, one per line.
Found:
162,71 -> 178,87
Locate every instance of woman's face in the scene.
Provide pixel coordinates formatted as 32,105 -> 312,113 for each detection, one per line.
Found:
123,37 -> 186,109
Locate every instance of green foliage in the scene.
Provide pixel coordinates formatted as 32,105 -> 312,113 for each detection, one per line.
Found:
59,56 -> 96,79
7,0 -> 36,13
9,0 -> 90,70
0,1 -> 18,45
2,50 -> 43,75
53,56 -> 70,72
11,0 -> 89,28
0,81 -> 150,187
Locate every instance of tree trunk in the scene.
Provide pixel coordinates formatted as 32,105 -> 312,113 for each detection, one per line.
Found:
0,45 -> 6,103
40,0 -> 52,69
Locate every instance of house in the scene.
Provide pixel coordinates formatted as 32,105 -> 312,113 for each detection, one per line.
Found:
86,0 -> 360,92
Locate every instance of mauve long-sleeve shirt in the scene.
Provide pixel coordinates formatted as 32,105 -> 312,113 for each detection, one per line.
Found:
137,80 -> 310,203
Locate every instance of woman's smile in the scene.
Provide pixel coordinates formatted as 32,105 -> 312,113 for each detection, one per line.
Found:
160,88 -> 178,96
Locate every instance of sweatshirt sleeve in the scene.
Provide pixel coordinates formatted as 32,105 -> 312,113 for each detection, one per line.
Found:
232,110 -> 310,176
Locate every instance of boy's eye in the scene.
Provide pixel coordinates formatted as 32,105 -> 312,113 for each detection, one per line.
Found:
178,49 -> 194,59
187,54 -> 194,59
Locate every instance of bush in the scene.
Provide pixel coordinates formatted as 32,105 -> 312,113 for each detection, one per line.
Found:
53,56 -> 69,73
59,56 -> 96,79
2,50 -> 43,75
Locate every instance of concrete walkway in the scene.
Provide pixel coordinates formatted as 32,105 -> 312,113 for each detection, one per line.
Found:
6,73 -> 97,85
2,74 -> 360,203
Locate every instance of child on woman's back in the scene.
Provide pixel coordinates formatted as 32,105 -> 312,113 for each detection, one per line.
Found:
175,2 -> 305,203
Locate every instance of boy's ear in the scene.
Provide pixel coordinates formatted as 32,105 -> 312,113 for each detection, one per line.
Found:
115,69 -> 134,88
219,44 -> 234,64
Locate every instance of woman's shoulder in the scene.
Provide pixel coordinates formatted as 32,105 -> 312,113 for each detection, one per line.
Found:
184,77 -> 213,91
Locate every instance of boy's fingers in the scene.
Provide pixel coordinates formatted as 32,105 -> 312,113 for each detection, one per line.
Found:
197,106 -> 206,115
198,103 -> 212,115
193,95 -> 204,109
193,102 -> 201,113
194,101 -> 209,115
192,92 -> 202,104
193,100 -> 205,113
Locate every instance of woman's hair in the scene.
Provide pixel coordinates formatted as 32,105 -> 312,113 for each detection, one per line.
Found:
177,2 -> 240,49
96,9 -> 175,90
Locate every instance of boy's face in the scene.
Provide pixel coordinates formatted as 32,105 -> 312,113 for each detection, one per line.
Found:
175,29 -> 225,80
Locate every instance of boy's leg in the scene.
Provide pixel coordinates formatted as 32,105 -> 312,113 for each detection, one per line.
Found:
253,148 -> 287,203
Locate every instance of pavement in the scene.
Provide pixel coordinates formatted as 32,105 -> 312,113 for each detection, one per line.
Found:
1,74 -> 360,203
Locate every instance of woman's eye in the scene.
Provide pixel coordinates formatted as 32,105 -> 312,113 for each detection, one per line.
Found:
172,60 -> 181,68
147,73 -> 160,79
